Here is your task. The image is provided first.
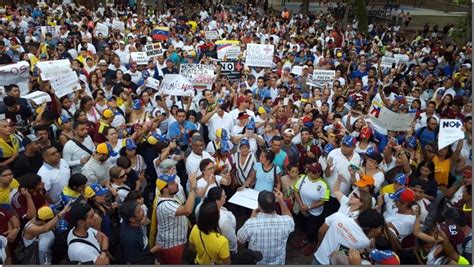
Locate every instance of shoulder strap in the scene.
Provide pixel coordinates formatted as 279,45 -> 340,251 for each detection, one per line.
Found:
68,238 -> 101,254
70,138 -> 93,155
116,186 -> 130,192
157,199 -> 180,207
273,164 -> 277,186
199,230 -> 213,263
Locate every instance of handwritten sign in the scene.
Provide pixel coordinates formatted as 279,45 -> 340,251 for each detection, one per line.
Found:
381,56 -> 397,68
144,43 -> 164,58
39,26 -> 60,38
36,59 -> 71,81
245,44 -> 274,67
179,64 -> 215,89
439,119 -> 464,149
23,91 -> 52,105
217,61 -> 242,83
50,71 -> 81,98
307,69 -> 335,88
291,66 -> 303,76
205,30 -> 220,40
159,74 -> 194,96
95,22 -> 109,37
146,77 -> 160,90
0,61 -> 30,95
130,52 -> 149,65
217,45 -> 240,60
369,105 -> 415,131
112,20 -> 125,30
393,54 -> 409,65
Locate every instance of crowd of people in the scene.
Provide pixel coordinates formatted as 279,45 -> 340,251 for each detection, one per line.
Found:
0,0 -> 472,265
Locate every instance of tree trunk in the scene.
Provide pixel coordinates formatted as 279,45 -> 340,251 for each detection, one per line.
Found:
354,0 -> 368,34
342,0 -> 350,28
302,0 -> 310,15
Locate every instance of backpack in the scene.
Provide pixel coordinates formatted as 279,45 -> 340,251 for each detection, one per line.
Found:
14,225 -> 40,265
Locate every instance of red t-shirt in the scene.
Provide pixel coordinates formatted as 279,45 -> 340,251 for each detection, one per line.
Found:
11,189 -> 47,222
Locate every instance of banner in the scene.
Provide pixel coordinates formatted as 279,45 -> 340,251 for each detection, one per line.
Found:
23,90 -> 52,105
368,105 -> 415,131
95,22 -> 109,37
245,44 -> 274,67
307,69 -> 335,87
36,59 -> 71,81
179,64 -> 215,89
50,71 -> 81,98
112,20 -> 125,30
146,77 -> 160,90
159,74 -> 194,96
144,43 -> 164,58
130,52 -> 149,65
217,61 -> 242,83
0,61 -> 30,95
438,119 -> 464,149
381,56 -> 397,68
39,26 -> 60,38
205,30 -> 220,40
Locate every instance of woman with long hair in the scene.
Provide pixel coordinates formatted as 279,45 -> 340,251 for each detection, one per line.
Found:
238,149 -> 281,192
196,159 -> 231,199
57,115 -> 74,146
104,127 -> 124,165
354,126 -> 374,156
409,160 -> 437,202
92,89 -> 107,114
189,201 -> 231,265
88,71 -> 102,93
333,175 -> 373,219
331,95 -> 348,117
359,148 -> 385,193
0,166 -> 19,204
79,95 -> 100,125
73,109 -> 95,135
232,138 -> 257,189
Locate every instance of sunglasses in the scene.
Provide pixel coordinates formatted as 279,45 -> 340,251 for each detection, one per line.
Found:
352,192 -> 360,199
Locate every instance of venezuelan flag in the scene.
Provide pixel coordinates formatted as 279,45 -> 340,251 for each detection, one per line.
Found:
152,27 -> 170,41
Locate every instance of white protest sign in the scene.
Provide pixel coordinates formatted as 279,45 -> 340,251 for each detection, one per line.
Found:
179,64 -> 215,89
0,61 -> 30,95
145,43 -> 164,58
245,44 -> 274,67
130,52 -> 149,65
36,59 -> 71,81
368,105 -> 415,131
95,22 -> 109,37
217,45 -> 240,60
307,69 -> 335,87
228,188 -> 259,209
159,74 -> 194,96
23,91 -> 52,105
291,66 -> 303,76
394,54 -> 409,65
146,77 -> 160,90
40,26 -> 60,38
438,119 -> 464,150
381,56 -> 397,68
50,71 -> 81,98
112,20 -> 125,30
205,30 -> 220,40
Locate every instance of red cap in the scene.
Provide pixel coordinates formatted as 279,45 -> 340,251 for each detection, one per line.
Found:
360,126 -> 373,139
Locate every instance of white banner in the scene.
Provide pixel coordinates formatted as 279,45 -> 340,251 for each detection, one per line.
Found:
205,30 -> 220,40
368,105 -> 415,131
23,90 -> 52,105
438,119 -> 464,149
146,77 -> 160,90
0,61 -> 30,95
145,43 -> 164,58
307,69 -> 335,87
291,66 -> 303,76
95,22 -> 109,37
245,44 -> 274,67
394,54 -> 409,65
179,64 -> 215,89
217,45 -> 240,60
381,56 -> 397,68
130,52 -> 149,65
40,26 -> 60,38
112,20 -> 125,30
50,71 -> 81,98
159,74 -> 194,96
36,59 -> 71,81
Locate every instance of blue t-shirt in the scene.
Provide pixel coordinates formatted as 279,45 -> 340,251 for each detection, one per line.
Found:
416,127 -> 437,146
273,150 -> 288,173
254,163 -> 281,192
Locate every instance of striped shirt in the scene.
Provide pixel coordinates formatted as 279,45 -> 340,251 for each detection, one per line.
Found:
155,198 -> 188,249
237,213 -> 295,264
232,152 -> 256,186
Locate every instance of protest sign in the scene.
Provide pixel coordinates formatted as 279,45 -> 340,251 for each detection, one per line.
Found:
438,119 -> 464,149
95,22 -> 109,37
112,20 -> 125,30
145,43 -> 164,58
291,66 -> 303,76
146,77 -> 160,90
368,105 -> 415,131
159,74 -> 194,96
245,44 -> 274,67
40,26 -> 60,38
179,64 -> 215,89
36,59 -> 71,81
217,61 -> 242,83
0,61 -> 30,95
217,45 -> 241,60
228,188 -> 259,209
307,69 -> 335,87
23,91 -> 52,105
50,71 -> 81,98
205,30 -> 220,40
394,54 -> 409,65
130,52 -> 149,65
381,56 -> 397,68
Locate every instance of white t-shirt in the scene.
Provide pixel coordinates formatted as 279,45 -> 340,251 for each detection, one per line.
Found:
207,112 -> 234,141
385,212 -> 416,240
314,212 -> 370,265
325,149 -> 361,197
337,195 -> 360,219
38,160 -> 71,204
196,175 -> 223,197
67,228 -> 101,263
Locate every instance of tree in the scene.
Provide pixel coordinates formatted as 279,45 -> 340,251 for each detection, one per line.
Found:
353,0 -> 368,34
302,0 -> 310,15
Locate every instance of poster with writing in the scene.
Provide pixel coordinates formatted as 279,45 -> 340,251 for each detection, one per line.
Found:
50,71 -> 81,98
112,20 -> 125,30
130,52 -> 149,65
146,77 -> 160,90
145,43 -> 164,58
205,30 -> 220,40
217,61 -> 242,83
245,44 -> 274,67
159,74 -> 194,96
0,61 -> 30,95
95,22 -> 109,37
36,59 -> 71,81
307,69 -> 335,88
179,64 -> 215,89
368,105 -> 415,131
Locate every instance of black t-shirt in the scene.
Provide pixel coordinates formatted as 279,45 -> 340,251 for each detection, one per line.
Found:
120,222 -> 153,264
11,152 -> 44,178
0,52 -> 13,65
0,104 -> 32,131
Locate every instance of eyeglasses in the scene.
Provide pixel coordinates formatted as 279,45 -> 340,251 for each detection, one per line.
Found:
352,193 -> 360,199
120,174 -> 127,178
2,172 -> 13,177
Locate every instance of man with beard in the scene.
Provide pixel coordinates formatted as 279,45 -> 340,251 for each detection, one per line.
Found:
63,121 -> 96,174
81,143 -> 116,185
11,134 -> 43,178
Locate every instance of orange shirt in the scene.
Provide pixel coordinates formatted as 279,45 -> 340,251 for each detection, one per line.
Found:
432,155 -> 451,186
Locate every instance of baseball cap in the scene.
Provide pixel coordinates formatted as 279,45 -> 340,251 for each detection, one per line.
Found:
156,174 -> 176,190
96,142 -> 118,157
216,128 -> 227,139
231,249 -> 263,264
439,221 -> 465,246
125,139 -> 137,150
246,120 -> 256,130
102,108 -> 115,119
370,249 -> 400,265
258,107 -> 267,114
240,138 -> 250,147
405,136 -> 418,149
307,162 -> 322,174
57,114 -> 71,126
84,183 -> 109,199
342,135 -> 356,147
132,99 -> 142,110
238,112 -> 250,120
22,134 -> 41,147
359,126 -> 372,139
323,143 -> 335,155
389,188 -> 415,203
283,128 -> 295,136
107,95 -> 117,102
394,173 -> 407,185
37,206 -> 55,220
98,59 -> 108,66
461,63 -> 471,69
355,175 -> 375,188
118,40 -> 125,45
147,133 -> 168,145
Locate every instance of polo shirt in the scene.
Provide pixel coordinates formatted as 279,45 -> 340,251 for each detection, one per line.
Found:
185,151 -> 214,176
0,134 -> 20,161
38,159 -> 71,204
293,175 -> 330,216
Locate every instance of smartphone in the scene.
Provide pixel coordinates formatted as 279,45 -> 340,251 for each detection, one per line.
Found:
283,97 -> 289,106
337,244 -> 350,256
327,157 -> 334,165
349,164 -> 361,172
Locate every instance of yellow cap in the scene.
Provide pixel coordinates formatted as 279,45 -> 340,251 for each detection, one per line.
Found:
37,206 -> 55,220
336,51 -> 343,58
258,107 -> 267,114
102,108 -> 114,119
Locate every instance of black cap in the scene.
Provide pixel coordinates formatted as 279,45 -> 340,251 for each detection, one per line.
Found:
231,249 -> 263,264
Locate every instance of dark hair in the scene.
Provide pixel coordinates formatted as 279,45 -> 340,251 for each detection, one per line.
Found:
116,156 -> 132,169
69,202 -> 93,227
79,96 -> 94,111
3,96 -> 17,107
261,149 -> 276,162
357,209 -> 385,232
123,190 -> 143,202
69,173 -> 88,190
73,120 -> 88,129
271,135 -> 282,143
119,200 -> 138,222
258,190 -> 275,213
73,109 -> 86,121
18,173 -> 42,190
40,145 -> 55,159
203,187 -> 224,204
109,166 -> 124,181
176,108 -> 186,116
197,201 -> 220,234
0,166 -> 11,176
199,158 -> 214,172
103,127 -> 117,137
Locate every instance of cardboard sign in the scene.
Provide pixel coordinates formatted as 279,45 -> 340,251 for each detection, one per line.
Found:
130,52 -> 149,65
245,44 -> 274,67
179,64 -> 215,89
159,74 -> 194,96
36,59 -> 71,81
144,43 -> 164,58
368,105 -> 415,131
50,71 -> 81,98
205,30 -> 220,40
95,22 -> 109,37
0,61 -> 30,95
393,54 -> 409,65
307,69 -> 335,88
112,20 -> 125,30
438,119 -> 464,149
217,61 -> 242,83
23,91 -> 52,105
381,56 -> 397,68
146,77 -> 160,90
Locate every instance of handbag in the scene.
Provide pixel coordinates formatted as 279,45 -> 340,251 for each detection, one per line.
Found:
14,239 -> 40,264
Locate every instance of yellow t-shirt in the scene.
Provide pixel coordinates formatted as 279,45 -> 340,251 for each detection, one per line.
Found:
432,155 -> 451,186
187,21 -> 198,33
0,178 -> 19,204
189,225 -> 230,265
